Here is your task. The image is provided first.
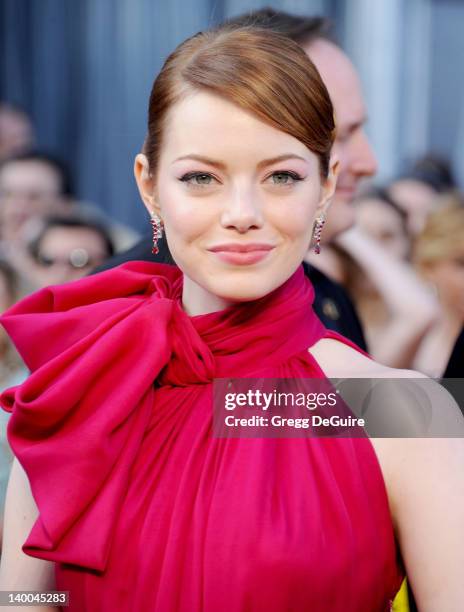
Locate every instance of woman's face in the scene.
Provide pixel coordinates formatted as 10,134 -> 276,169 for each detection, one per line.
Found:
355,197 -> 410,260
31,225 -> 111,288
388,179 -> 437,236
0,160 -> 63,241
135,91 -> 337,315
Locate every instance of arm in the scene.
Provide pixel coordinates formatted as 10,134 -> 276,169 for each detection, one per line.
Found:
378,434 -> 464,611
335,226 -> 440,368
0,458 -> 58,611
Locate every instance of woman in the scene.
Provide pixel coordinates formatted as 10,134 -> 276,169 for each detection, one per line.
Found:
387,154 -> 457,237
0,26 -> 463,612
327,189 -> 440,369
23,211 -> 115,289
412,197 -> 464,377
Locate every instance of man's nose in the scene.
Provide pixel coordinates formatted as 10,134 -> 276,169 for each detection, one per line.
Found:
350,131 -> 378,178
220,188 -> 264,232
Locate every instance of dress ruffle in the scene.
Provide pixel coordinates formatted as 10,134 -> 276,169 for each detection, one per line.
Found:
0,262 -> 324,571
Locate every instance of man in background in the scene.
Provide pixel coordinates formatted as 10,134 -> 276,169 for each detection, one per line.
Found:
0,103 -> 34,163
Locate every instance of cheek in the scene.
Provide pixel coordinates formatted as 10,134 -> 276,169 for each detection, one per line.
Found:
272,201 -> 315,243
396,239 -> 410,259
267,183 -> 322,237
158,183 -> 217,247
448,267 -> 464,292
434,265 -> 464,294
160,185 -> 318,240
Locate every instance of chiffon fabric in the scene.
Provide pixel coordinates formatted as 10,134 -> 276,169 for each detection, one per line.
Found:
1,262 -> 403,611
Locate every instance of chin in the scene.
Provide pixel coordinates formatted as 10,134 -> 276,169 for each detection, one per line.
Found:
213,278 -> 279,303
208,269 -> 294,304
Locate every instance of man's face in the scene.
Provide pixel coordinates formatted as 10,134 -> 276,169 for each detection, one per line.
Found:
0,108 -> 34,161
32,225 -> 110,287
0,160 -> 63,241
303,39 -> 377,240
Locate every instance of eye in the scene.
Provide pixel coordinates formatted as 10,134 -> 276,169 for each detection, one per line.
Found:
266,171 -> 304,185
179,172 -> 218,186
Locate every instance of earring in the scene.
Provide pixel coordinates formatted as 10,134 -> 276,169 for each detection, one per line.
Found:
313,214 -> 326,254
149,211 -> 163,255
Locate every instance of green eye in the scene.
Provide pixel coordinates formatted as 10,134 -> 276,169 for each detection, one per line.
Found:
272,173 -> 291,184
180,172 -> 215,185
269,171 -> 303,185
193,174 -> 212,185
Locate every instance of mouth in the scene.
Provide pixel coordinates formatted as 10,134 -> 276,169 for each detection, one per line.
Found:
336,185 -> 357,201
207,243 -> 275,265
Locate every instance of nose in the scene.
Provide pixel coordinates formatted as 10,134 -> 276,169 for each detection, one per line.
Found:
220,187 -> 264,233
350,131 -> 378,178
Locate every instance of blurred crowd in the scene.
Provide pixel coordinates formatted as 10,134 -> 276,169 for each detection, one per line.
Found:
0,103 -> 141,544
306,152 -> 464,379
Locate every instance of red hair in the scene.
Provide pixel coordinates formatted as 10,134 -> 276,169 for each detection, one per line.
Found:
144,26 -> 335,178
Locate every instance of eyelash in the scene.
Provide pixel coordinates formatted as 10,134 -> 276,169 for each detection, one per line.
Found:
178,171 -> 305,187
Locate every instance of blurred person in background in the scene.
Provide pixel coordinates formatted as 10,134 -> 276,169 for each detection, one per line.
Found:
0,259 -> 27,388
0,103 -> 34,162
412,196 -> 464,377
0,259 -> 28,554
314,187 -> 411,284
0,151 -> 135,282
354,188 -> 411,260
0,150 -> 74,246
330,188 -> 439,369
23,212 -> 115,289
443,326 -> 464,378
388,153 -> 457,236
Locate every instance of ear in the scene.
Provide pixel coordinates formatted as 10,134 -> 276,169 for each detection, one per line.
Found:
316,155 -> 339,217
134,153 -> 161,217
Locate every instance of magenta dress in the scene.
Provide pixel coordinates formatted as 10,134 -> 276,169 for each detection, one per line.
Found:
1,263 -> 403,611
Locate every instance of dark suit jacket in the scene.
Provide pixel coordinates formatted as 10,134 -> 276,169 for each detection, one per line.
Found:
443,328 -> 464,378
93,234 -> 368,352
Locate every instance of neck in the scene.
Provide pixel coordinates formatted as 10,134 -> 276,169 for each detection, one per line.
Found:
304,247 -> 345,284
181,276 -> 234,317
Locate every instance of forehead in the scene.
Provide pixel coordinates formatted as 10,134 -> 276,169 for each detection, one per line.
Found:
304,39 -> 366,131
0,160 -> 59,187
357,198 -> 402,225
0,109 -> 30,132
160,90 -> 316,163
40,226 -> 106,250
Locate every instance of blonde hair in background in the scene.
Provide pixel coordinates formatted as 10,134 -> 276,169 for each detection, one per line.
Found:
413,194 -> 464,268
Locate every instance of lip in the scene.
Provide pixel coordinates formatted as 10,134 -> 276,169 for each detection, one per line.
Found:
209,243 -> 275,253
208,243 -> 275,265
336,186 -> 357,200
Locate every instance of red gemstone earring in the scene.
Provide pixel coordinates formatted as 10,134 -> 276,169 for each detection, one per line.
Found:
149,211 -> 163,255
313,215 -> 326,254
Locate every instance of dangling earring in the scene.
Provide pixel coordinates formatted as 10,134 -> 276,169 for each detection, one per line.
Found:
149,211 -> 163,255
313,214 -> 326,254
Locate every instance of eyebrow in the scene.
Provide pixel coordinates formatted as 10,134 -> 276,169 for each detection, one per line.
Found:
339,116 -> 368,136
173,153 -> 309,170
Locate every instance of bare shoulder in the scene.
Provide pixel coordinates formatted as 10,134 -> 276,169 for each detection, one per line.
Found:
308,337 -> 464,506
308,336 -> 427,378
